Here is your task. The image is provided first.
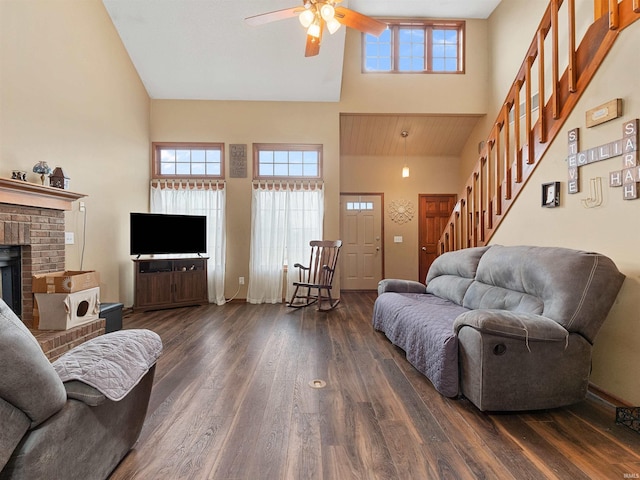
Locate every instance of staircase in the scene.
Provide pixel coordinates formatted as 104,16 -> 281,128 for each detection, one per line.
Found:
438,0 -> 640,253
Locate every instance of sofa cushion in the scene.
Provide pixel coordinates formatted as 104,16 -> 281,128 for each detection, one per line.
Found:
0,300 -> 66,428
465,245 -> 625,341
426,246 -> 489,305
463,281 -> 543,314
0,398 -> 30,471
373,292 -> 469,397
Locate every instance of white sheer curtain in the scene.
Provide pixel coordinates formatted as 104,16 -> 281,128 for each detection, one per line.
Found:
247,181 -> 324,304
150,180 -> 226,305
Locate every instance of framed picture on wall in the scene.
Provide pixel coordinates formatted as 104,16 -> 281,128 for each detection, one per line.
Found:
542,181 -> 560,208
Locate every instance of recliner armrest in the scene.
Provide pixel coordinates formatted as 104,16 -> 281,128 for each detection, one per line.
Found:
53,329 -> 162,402
63,380 -> 106,406
454,309 -> 569,344
377,279 -> 427,295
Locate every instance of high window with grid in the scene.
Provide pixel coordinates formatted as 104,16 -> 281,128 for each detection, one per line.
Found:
253,143 -> 322,180
363,20 -> 464,73
152,142 -> 224,179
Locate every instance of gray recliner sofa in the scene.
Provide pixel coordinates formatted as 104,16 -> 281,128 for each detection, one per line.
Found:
0,298 -> 162,480
373,245 -> 625,411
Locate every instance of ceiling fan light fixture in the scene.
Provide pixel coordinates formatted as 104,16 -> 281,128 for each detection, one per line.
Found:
320,3 -> 335,21
299,9 -> 315,28
247,1 -> 387,57
326,17 -> 341,34
307,22 -> 321,38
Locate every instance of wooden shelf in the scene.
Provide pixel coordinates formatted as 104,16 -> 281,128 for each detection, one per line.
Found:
0,178 -> 86,211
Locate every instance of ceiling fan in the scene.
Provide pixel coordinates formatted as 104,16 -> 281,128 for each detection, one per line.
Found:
245,0 -> 387,57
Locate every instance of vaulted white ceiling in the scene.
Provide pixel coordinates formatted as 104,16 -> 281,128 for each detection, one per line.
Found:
102,0 -> 502,103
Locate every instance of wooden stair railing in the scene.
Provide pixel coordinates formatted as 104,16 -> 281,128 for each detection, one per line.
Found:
438,0 -> 640,254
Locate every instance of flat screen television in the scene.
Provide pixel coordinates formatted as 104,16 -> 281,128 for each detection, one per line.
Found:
130,213 -> 207,256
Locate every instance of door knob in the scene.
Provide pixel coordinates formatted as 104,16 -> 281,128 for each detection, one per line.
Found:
421,246 -> 427,251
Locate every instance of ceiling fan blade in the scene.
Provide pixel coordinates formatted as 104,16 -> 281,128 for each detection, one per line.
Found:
334,7 -> 387,37
305,34 -> 321,57
245,7 -> 302,27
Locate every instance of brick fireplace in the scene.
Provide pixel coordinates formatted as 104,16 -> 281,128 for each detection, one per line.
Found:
1,204 -> 65,327
0,179 -> 106,360
0,178 -> 84,328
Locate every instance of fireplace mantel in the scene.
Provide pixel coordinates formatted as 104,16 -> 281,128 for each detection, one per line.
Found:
0,178 -> 85,211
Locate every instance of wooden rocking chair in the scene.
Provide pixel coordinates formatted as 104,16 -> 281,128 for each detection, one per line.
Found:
288,240 -> 342,311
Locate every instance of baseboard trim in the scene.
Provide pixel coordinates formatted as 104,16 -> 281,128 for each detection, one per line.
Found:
588,383 -> 633,408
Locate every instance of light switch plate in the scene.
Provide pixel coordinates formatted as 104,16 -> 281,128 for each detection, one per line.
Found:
394,236 -> 403,243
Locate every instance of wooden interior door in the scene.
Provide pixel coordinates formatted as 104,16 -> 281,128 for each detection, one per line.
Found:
418,194 -> 457,284
340,194 -> 383,290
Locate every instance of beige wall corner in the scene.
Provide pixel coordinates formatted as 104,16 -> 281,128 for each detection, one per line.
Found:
1,0 -> 150,306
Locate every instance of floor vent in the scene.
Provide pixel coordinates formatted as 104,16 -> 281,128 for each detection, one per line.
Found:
616,407 -> 640,434
308,379 -> 326,389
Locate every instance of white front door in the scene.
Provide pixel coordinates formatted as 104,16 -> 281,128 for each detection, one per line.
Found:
339,194 -> 383,290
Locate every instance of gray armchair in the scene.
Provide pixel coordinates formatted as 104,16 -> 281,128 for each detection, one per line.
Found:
0,299 -> 161,480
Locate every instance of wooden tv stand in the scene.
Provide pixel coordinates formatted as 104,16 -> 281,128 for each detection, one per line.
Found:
133,256 -> 208,312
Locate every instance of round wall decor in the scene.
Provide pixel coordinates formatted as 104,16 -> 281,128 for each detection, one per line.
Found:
389,199 -> 415,224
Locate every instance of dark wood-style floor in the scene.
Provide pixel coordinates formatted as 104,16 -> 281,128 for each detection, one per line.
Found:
109,292 -> 640,480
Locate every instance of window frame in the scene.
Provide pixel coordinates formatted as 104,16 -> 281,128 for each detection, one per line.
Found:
345,201 -> 374,211
362,20 -> 465,74
253,143 -> 323,181
152,142 -> 225,180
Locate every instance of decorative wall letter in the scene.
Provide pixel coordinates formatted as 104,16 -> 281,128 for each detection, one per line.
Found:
567,119 -> 639,200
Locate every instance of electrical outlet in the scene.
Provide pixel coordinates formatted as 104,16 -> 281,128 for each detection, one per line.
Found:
239,276 -> 245,285
79,201 -> 85,212
65,232 -> 74,245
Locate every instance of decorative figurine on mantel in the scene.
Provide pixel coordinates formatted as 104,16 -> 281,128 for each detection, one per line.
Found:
11,170 -> 27,181
49,167 -> 70,189
32,161 -> 52,185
